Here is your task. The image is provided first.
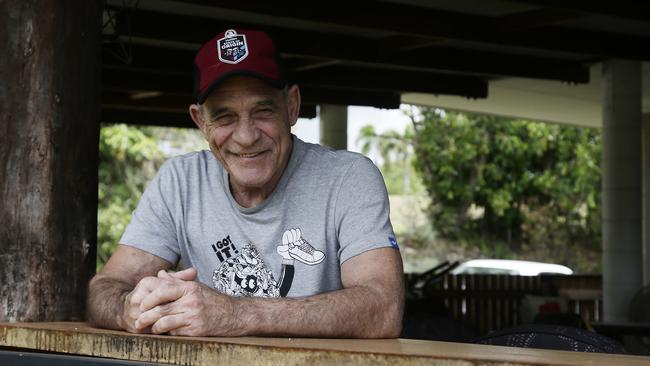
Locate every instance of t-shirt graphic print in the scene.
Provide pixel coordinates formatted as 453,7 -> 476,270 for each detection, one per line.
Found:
212,228 -> 325,298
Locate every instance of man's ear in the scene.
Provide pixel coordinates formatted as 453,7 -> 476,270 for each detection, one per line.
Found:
189,104 -> 205,133
286,84 -> 301,127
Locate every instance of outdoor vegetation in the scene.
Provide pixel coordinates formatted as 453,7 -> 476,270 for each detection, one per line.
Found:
358,107 -> 602,274
98,107 -> 603,274
97,124 -> 206,270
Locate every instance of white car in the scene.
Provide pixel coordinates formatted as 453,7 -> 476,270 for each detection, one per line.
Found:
450,259 -> 573,276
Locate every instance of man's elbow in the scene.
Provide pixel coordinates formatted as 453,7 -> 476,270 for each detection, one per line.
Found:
382,280 -> 405,338
382,305 -> 404,338
85,273 -> 128,328
376,319 -> 403,339
85,274 -> 104,325
368,298 -> 404,338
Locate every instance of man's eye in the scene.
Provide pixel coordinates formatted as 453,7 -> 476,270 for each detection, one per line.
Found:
255,108 -> 274,117
214,115 -> 235,125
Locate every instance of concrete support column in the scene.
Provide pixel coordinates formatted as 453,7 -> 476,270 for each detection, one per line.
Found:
643,113 -> 650,286
602,60 -> 643,321
319,104 -> 348,150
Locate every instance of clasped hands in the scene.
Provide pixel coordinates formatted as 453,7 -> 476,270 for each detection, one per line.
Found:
121,267 -> 238,336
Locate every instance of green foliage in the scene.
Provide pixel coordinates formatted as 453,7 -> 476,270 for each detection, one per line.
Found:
357,124 -> 423,195
409,108 -> 602,272
97,124 -> 165,270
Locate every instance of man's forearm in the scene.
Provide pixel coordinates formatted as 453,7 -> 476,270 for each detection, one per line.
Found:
136,249 -> 405,338
86,275 -> 131,330
231,285 -> 403,338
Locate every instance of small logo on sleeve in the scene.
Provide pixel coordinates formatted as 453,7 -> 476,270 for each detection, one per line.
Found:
389,236 -> 399,249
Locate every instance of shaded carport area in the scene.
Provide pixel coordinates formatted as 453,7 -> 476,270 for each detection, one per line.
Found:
1,0 -> 650,353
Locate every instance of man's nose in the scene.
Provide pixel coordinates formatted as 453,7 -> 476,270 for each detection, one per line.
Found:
232,117 -> 260,146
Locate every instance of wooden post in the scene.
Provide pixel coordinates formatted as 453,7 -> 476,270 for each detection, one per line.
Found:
0,0 -> 102,321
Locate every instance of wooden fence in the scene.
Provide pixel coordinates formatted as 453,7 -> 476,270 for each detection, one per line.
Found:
409,274 -> 602,335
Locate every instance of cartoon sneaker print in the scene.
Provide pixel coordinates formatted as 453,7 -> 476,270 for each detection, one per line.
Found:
280,228 -> 325,265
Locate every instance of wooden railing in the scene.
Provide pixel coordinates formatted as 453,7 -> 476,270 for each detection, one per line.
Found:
1,322 -> 647,366
409,274 -> 602,335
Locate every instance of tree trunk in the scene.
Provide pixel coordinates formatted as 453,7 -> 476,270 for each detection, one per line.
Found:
0,0 -> 102,321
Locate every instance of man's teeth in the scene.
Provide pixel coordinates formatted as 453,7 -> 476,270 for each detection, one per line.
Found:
238,152 -> 260,158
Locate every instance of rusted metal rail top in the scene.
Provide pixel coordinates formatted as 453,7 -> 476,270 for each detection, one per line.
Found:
0,322 -> 648,366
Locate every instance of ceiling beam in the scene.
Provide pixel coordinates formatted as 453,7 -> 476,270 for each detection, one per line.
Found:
103,66 -> 192,94
102,93 -> 318,126
494,8 -> 581,32
299,87 -> 401,109
102,84 -> 397,112
102,108 -> 193,128
513,0 -> 650,23
103,64 -> 487,99
294,67 -> 488,98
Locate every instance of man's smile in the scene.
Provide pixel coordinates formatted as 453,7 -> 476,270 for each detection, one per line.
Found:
230,150 -> 268,159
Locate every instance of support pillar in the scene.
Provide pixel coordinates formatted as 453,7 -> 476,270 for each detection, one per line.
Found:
319,104 -> 348,150
602,60 -> 643,321
0,0 -> 102,321
643,113 -> 650,287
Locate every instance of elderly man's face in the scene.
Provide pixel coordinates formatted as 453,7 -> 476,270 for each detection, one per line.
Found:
190,77 -> 300,205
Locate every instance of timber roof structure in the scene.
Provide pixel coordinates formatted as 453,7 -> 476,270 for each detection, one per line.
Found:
101,0 -> 650,127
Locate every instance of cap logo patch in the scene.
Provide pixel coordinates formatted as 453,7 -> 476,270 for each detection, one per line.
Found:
217,29 -> 248,64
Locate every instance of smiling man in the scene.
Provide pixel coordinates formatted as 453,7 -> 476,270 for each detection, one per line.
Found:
87,29 -> 404,338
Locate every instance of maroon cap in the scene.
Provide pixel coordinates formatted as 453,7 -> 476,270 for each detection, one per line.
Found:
193,29 -> 286,104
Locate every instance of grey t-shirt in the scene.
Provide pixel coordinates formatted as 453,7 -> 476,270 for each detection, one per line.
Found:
120,136 -> 397,298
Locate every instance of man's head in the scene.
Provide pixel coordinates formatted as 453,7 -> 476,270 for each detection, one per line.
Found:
189,29 -> 300,206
